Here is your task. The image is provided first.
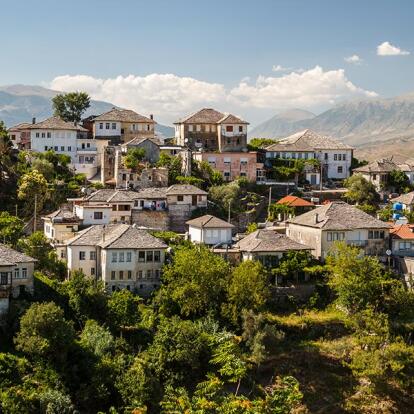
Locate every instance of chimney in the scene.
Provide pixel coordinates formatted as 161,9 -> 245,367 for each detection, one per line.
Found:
150,114 -> 154,120
314,213 -> 319,224
32,117 -> 36,124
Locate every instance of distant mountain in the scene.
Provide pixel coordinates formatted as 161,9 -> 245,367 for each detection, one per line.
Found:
249,109 -> 315,138
0,84 -> 174,138
249,95 -> 414,154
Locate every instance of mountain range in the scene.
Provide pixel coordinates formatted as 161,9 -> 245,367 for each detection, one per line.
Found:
0,85 -> 175,139
250,95 -> 414,160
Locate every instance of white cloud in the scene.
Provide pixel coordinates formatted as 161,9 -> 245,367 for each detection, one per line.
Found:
344,54 -> 362,64
377,41 -> 410,56
272,65 -> 291,72
49,67 -> 378,123
228,66 -> 378,109
49,74 -> 226,122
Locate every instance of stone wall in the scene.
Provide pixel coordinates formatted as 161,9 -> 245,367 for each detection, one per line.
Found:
168,204 -> 193,233
131,209 -> 169,231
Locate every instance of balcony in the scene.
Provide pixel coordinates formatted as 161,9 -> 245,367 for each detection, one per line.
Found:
347,240 -> 368,247
77,147 -> 97,154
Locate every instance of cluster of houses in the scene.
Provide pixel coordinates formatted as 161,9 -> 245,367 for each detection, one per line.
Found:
4,105 -> 414,315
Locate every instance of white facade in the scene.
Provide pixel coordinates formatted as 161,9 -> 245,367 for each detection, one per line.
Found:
31,128 -> 78,159
95,121 -> 122,137
188,225 -> 233,245
74,205 -> 112,226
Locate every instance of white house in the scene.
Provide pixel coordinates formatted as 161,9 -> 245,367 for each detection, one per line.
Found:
64,224 -> 167,295
286,201 -> 391,260
265,129 -> 353,181
186,214 -> 234,246
28,116 -> 99,178
0,244 -> 36,315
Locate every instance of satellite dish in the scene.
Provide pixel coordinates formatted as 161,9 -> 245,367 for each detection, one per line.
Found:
386,249 -> 392,256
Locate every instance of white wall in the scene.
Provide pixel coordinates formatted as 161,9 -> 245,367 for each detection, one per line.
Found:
189,226 -> 232,245
30,129 -> 77,160
94,121 -> 121,137
74,205 -> 112,225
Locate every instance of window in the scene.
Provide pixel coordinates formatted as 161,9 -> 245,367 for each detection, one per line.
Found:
324,153 -> 328,160
399,241 -> 411,250
126,252 -> 132,262
106,123 -> 110,129
99,123 -> 103,129
68,146 -> 71,151
60,146 -> 64,151
36,132 -> 40,138
47,132 -> 51,138
327,232 -> 345,241
112,285 -> 116,292
126,285 -> 130,290
337,166 -> 343,173
14,269 -> 20,279
240,172 -> 247,177
44,146 -> 48,151
177,195 -> 184,202
196,124 -> 201,132
368,230 -> 385,239
41,132 -> 45,138
119,252 -> 125,262
226,125 -> 233,132
138,270 -> 143,279
343,154 -> 347,161
138,251 -> 145,262
0,273 -> 8,285
60,251 -> 65,259
334,154 -> 337,161
112,123 -> 116,129
111,271 -> 115,280
94,211 -> 103,220
119,271 -> 124,280
146,251 -> 153,262
127,270 -> 132,279
147,270 -> 153,278
147,124 -> 151,131
22,268 -> 27,278
188,125 -> 193,132
90,251 -> 96,260
239,125 -> 243,132
154,250 -> 160,262
54,146 -> 58,151
79,251 -> 86,260
91,267 -> 95,275
155,269 -> 160,278
112,252 -> 117,262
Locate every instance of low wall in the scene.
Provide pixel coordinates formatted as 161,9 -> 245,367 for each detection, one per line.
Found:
131,210 -> 169,231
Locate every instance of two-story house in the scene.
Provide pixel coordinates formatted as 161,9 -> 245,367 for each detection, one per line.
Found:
0,244 -> 36,314
42,207 -> 80,243
28,116 -> 99,178
8,122 -> 32,149
265,129 -> 353,182
93,108 -> 156,145
65,224 -> 167,295
186,214 -> 234,246
286,201 -> 391,260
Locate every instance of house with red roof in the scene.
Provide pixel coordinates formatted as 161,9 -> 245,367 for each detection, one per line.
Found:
390,223 -> 414,257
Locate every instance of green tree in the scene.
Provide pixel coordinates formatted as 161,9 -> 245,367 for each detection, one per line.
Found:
343,174 -> 379,206
14,302 -> 75,362
223,261 -> 270,325
248,138 -> 277,150
107,289 -> 142,329
123,148 -> 146,169
79,319 -> 115,357
52,92 -> 91,123
158,245 -> 231,317
157,153 -> 182,184
0,211 -> 24,246
388,169 -> 411,193
30,158 -> 55,181
18,170 -> 49,213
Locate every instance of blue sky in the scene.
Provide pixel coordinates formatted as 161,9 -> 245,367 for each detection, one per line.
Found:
1,0 -> 414,124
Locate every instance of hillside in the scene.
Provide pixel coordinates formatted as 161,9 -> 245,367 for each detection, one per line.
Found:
250,94 -> 414,158
0,84 -> 174,137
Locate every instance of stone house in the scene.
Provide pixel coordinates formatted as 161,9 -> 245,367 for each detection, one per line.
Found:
8,122 -> 32,149
186,215 -> 234,246
286,201 -> 391,260
0,244 -> 36,315
120,136 -> 161,164
265,129 -> 353,182
64,224 -> 167,296
93,108 -> 156,145
174,108 -> 249,152
42,208 -> 80,244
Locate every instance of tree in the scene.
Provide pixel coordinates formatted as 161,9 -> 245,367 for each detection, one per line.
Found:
107,289 -> 142,329
52,92 -> 91,123
17,231 -> 66,278
123,148 -> 146,169
157,245 -> 231,317
248,138 -> 277,150
388,169 -> 411,193
157,153 -> 182,184
343,174 -> 379,206
30,158 -> 55,181
79,319 -> 115,357
0,212 -> 24,246
14,302 -> 75,362
18,170 -> 49,213
223,261 -> 270,325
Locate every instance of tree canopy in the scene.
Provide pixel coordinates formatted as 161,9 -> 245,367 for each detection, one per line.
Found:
52,92 -> 91,123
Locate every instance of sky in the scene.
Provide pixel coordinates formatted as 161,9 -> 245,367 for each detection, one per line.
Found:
1,0 -> 414,125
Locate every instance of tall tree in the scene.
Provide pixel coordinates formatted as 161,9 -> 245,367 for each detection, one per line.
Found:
52,92 -> 91,123
17,170 -> 49,214
343,174 -> 379,206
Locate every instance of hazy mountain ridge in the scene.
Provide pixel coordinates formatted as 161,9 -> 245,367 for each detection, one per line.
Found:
0,85 -> 174,137
250,95 -> 414,152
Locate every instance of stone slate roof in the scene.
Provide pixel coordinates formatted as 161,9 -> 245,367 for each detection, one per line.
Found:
8,122 -> 32,131
66,224 -> 166,249
27,116 -> 88,131
166,184 -> 207,196
266,129 -> 352,152
93,108 -> 154,123
288,201 -> 391,230
390,191 -> 414,205
175,108 -> 248,125
353,158 -> 399,174
186,214 -> 234,229
234,230 -> 310,253
136,187 -> 168,199
43,208 -> 80,223
86,189 -> 136,203
122,137 -> 162,147
0,244 -> 37,266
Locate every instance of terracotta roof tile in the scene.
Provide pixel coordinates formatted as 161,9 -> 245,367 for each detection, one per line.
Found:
390,224 -> 414,240
276,195 -> 314,207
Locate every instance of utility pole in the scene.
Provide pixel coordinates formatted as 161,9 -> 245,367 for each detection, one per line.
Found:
33,194 -> 37,233
228,200 -> 231,223
15,204 -> 18,217
319,152 -> 323,192
268,186 -> 272,210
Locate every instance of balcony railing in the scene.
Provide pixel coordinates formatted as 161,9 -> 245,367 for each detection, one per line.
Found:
347,240 -> 368,247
